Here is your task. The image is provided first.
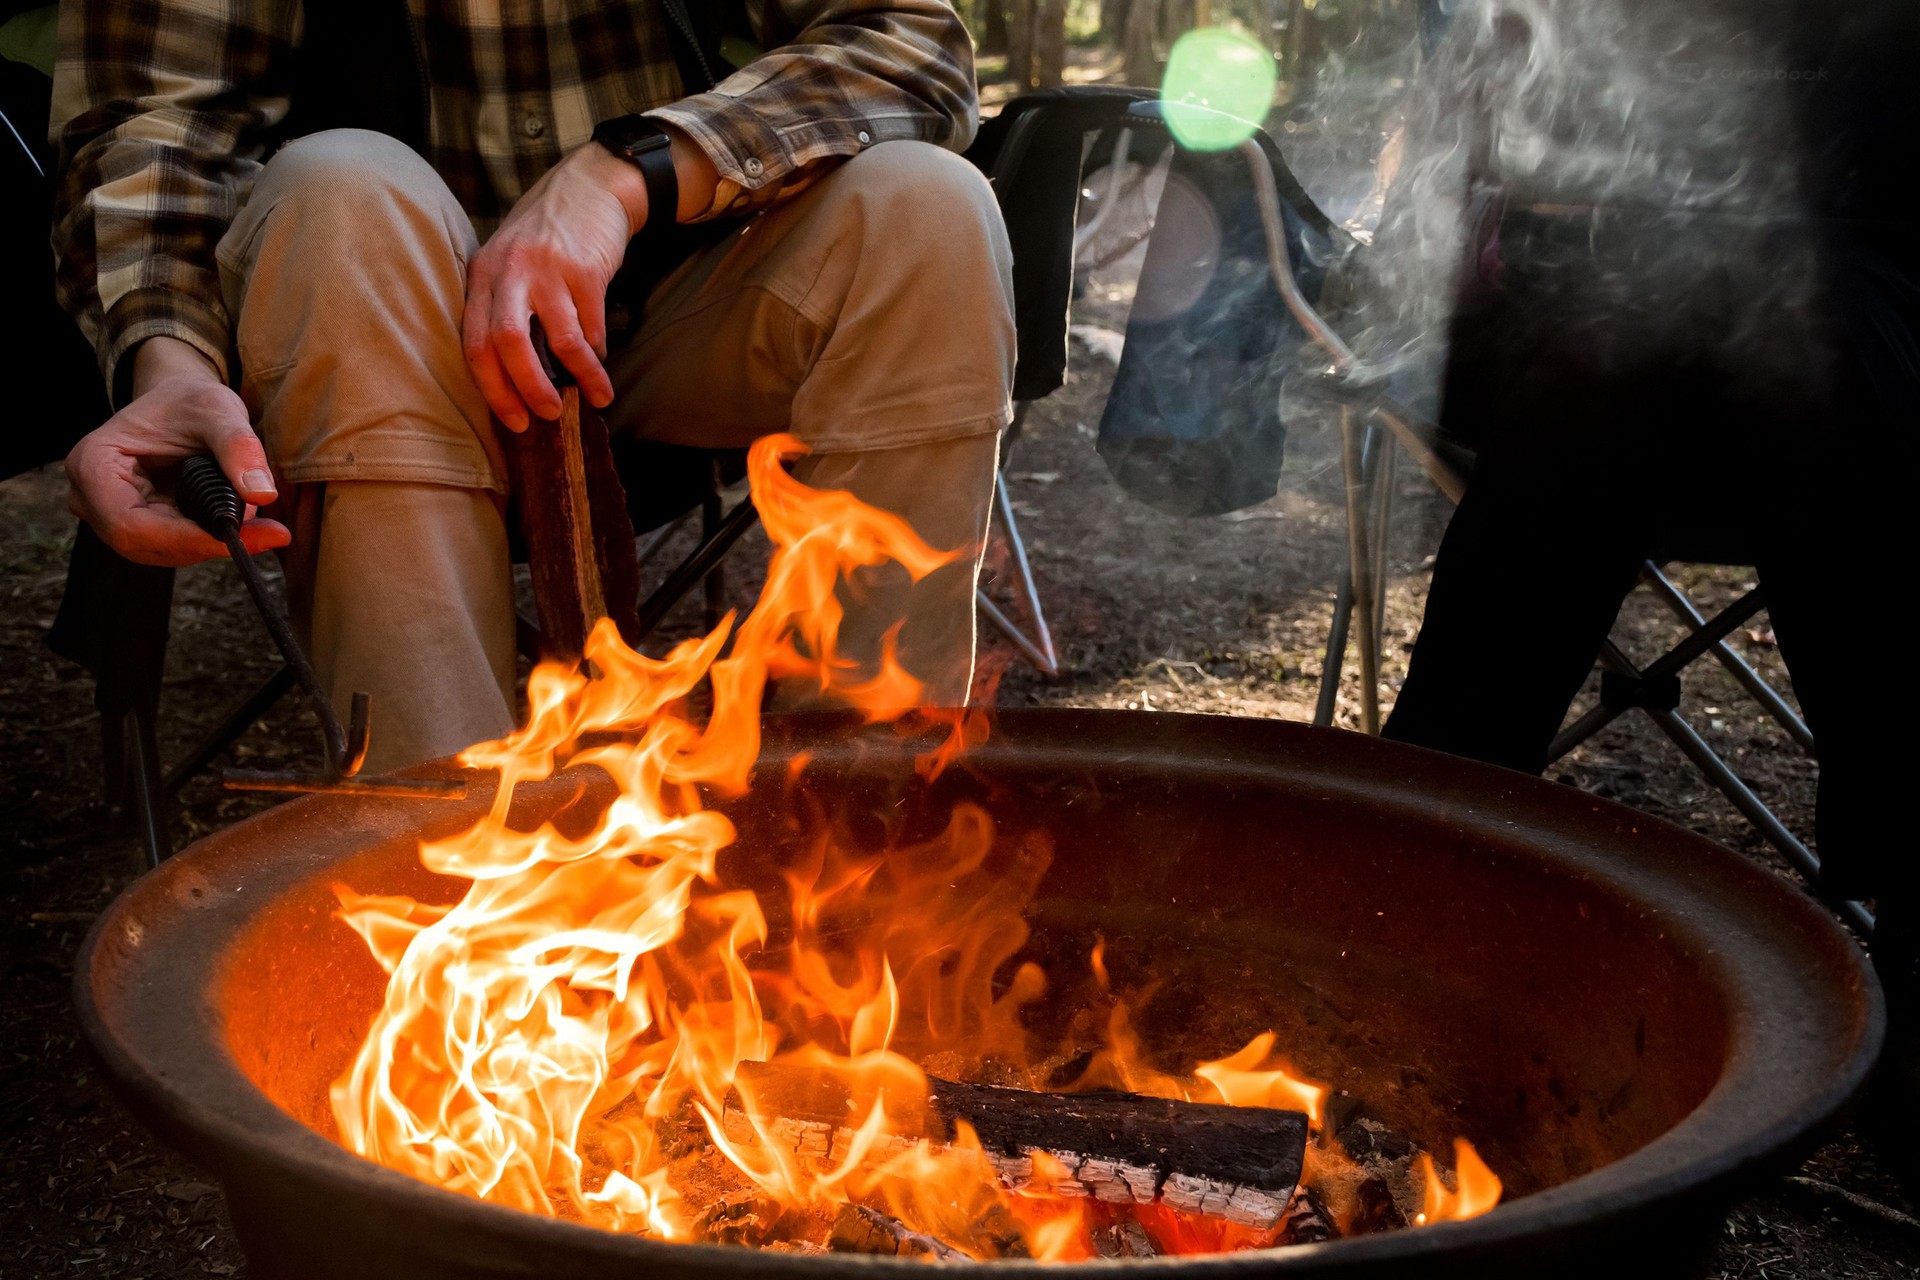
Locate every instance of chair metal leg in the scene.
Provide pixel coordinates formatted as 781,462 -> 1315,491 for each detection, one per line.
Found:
1547,638 -> 1643,761
1370,434 -> 1397,648
1546,625 -> 1870,934
635,509 -> 696,572
633,497 -> 762,641
514,612 -> 545,663
1314,562 -> 1353,729
1633,586 -> 1770,683
125,700 -> 169,869
977,469 -> 1060,676
100,708 -> 128,808
701,492 -> 727,633
1644,704 -> 1871,937
1640,564 -> 1816,753
162,664 -> 298,798
1338,407 -> 1383,734
1547,696 -> 1629,761
1547,599 -> 1763,761
1317,413 -> 1393,730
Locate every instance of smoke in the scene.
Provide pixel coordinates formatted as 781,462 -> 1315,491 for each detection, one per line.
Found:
1302,0 -> 1835,418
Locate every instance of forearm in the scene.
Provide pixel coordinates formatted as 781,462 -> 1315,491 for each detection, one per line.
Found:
645,0 -> 977,221
50,0 -> 296,399
131,335 -> 227,399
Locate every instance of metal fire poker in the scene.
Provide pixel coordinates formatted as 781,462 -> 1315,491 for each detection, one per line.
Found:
176,455 -> 467,799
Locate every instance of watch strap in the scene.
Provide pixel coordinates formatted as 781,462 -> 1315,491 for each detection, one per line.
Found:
593,116 -> 679,234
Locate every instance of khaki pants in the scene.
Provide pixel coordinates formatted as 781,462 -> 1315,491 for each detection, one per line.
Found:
217,129 -> 1014,771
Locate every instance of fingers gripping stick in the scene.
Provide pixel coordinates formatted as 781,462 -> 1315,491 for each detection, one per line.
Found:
176,457 -> 465,798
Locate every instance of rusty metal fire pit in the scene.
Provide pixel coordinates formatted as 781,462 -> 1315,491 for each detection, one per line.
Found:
76,709 -> 1879,1278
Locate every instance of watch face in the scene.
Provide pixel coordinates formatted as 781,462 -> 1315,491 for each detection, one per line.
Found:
598,115 -> 671,156
626,129 -> 673,156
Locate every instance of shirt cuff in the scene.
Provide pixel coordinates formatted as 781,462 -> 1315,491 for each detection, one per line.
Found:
101,288 -> 231,408
647,95 -> 795,220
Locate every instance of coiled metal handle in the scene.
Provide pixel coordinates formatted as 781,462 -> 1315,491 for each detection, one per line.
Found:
177,454 -> 244,538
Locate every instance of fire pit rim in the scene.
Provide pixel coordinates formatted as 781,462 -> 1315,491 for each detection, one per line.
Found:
73,709 -> 1883,1275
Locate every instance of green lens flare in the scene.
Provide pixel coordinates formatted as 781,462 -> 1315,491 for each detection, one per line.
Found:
1160,27 -> 1276,151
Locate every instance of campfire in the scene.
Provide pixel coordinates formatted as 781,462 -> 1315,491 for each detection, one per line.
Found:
76,447 -> 1879,1280
318,435 -> 1499,1261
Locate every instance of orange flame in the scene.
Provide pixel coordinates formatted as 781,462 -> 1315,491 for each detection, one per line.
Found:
329,434 -> 977,1239
1414,1139 -> 1504,1225
1194,1032 -> 1329,1128
327,433 -> 1501,1257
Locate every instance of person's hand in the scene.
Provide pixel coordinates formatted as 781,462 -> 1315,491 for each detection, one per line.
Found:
462,143 -> 647,430
65,336 -> 288,566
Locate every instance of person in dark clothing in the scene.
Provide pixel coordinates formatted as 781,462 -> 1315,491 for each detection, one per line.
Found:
1377,1 -> 1918,927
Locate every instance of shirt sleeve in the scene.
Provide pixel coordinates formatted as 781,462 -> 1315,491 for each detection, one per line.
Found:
50,0 -> 297,403
645,0 -> 978,221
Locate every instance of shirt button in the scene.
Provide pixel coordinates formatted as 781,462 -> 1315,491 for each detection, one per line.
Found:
857,130 -> 871,145
743,156 -> 763,178
523,115 -> 545,137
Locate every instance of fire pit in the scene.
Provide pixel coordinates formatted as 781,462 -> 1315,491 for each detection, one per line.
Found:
78,708 -> 1877,1278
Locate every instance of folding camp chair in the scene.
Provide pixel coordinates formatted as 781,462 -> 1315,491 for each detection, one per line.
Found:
1231,154 -> 1863,933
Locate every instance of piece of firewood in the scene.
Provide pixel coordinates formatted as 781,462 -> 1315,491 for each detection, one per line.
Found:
506,383 -> 601,660
574,393 -> 641,643
828,1203 -> 973,1261
506,383 -> 641,661
721,1061 -> 1307,1229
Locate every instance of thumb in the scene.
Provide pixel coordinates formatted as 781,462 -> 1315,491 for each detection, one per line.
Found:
203,413 -> 279,508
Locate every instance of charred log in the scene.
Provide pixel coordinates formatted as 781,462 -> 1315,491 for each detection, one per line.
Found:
1092,1219 -> 1161,1258
829,1204 -> 973,1261
1276,1189 -> 1337,1244
691,1189 -> 783,1248
721,1061 -> 1308,1229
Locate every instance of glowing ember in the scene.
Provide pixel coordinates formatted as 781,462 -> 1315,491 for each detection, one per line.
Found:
327,434 -> 1500,1258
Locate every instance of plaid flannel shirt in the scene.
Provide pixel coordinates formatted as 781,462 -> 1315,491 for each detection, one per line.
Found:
49,0 -> 978,402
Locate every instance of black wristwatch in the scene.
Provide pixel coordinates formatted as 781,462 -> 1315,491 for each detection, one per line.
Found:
591,115 -> 680,234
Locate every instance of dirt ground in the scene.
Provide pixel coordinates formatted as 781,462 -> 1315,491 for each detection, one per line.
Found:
2,119 -> 1913,1280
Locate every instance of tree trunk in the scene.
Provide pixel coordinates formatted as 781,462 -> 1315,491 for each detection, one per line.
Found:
980,0 -> 1009,57
1006,0 -> 1035,89
1285,0 -> 1318,102
1122,0 -> 1158,87
1034,0 -> 1069,88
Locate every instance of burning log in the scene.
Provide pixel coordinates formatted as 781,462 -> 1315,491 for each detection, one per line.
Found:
829,1203 -> 973,1261
1324,1116 -> 1419,1234
720,1061 -> 1308,1229
1276,1189 -> 1337,1244
690,1189 -> 782,1248
1092,1219 -> 1161,1259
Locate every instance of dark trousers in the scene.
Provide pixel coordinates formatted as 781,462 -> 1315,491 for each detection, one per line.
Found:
1384,214 -> 1915,905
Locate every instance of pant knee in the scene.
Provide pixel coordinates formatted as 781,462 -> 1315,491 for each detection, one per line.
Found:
832,142 -> 1011,278
237,128 -> 473,267
226,130 -> 498,490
